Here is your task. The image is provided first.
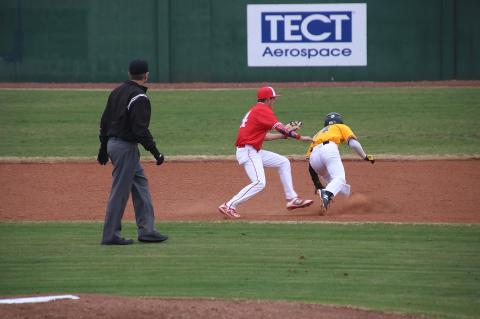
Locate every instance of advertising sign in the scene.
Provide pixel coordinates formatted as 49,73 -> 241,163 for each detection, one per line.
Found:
247,4 -> 367,67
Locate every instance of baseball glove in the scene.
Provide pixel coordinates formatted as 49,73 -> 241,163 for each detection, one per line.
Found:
285,120 -> 303,131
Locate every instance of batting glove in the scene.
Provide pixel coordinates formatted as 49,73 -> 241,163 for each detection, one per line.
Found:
364,154 -> 375,164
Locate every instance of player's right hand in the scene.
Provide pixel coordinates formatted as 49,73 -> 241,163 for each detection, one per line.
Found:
300,135 -> 313,142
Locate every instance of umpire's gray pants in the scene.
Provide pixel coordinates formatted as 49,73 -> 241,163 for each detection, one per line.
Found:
102,138 -> 157,243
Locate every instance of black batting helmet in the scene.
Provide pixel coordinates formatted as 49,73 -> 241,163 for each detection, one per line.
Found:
324,112 -> 343,126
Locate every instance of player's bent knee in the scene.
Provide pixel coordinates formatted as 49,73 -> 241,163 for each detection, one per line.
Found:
278,157 -> 291,168
257,180 -> 266,190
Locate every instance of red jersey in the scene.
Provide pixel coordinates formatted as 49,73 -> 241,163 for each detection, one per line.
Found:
235,102 -> 279,151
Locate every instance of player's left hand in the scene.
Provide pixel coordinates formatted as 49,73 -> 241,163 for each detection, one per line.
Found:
285,120 -> 302,131
364,154 -> 375,164
300,135 -> 313,142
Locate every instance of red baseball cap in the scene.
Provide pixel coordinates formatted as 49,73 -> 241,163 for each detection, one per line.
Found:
257,86 -> 281,100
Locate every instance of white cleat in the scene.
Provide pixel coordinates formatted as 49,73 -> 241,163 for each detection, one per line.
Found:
218,203 -> 241,219
286,198 -> 314,210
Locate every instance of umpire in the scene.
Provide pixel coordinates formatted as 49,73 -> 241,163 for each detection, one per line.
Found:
97,59 -> 168,245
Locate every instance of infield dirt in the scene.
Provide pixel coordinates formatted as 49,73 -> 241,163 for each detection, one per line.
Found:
1,159 -> 478,223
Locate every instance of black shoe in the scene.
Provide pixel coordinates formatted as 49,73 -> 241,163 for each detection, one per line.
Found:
319,189 -> 332,211
138,232 -> 169,243
101,237 -> 134,245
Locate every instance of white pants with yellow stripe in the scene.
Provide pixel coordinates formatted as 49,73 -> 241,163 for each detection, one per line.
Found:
309,141 -> 351,197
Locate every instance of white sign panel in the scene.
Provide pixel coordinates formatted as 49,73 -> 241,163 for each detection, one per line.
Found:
247,3 -> 367,67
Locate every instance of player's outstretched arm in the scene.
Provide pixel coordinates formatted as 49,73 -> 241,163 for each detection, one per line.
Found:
272,122 -> 300,139
272,122 -> 311,141
265,131 -> 312,142
265,132 -> 287,141
348,138 -> 375,164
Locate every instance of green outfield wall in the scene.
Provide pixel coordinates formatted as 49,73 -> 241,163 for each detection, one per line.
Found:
0,0 -> 478,82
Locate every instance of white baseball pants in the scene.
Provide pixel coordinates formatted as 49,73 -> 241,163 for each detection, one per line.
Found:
226,145 -> 298,209
309,142 -> 351,197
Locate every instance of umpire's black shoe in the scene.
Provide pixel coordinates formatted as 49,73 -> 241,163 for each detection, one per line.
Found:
138,231 -> 169,243
101,237 -> 134,245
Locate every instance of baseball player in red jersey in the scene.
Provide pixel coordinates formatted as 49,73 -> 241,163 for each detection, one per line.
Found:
307,112 -> 375,212
218,86 -> 314,219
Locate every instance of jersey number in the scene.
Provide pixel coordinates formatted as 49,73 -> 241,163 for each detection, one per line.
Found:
240,111 -> 251,128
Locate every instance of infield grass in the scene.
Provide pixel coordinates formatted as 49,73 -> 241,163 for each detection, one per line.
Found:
0,87 -> 479,157
0,222 -> 479,319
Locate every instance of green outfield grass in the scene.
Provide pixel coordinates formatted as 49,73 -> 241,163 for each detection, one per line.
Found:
0,222 -> 479,319
0,87 -> 479,157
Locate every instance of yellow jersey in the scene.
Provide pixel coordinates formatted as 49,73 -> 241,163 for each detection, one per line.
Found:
306,124 -> 357,158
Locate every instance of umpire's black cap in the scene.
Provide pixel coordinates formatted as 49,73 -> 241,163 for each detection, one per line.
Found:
129,59 -> 149,75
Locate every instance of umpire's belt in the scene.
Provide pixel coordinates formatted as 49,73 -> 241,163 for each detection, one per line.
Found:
110,137 -> 137,145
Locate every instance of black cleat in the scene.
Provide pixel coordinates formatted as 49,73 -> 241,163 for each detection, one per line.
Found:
138,231 -> 169,243
319,189 -> 332,211
102,237 -> 134,245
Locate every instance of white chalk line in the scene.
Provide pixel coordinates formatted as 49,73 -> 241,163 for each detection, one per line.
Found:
0,295 -> 79,304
